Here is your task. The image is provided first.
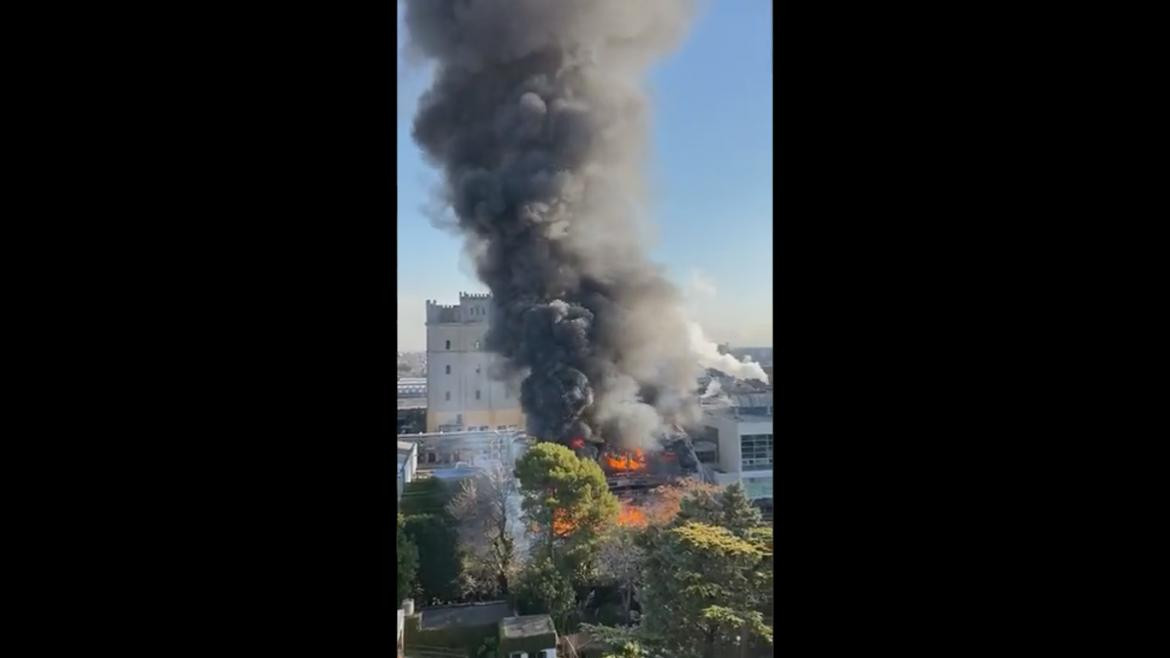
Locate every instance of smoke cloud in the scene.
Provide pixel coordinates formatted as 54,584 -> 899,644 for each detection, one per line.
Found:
405,0 -> 760,451
687,322 -> 770,384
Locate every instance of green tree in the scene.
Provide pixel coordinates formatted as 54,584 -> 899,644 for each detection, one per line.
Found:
603,641 -> 650,658
676,482 -> 762,538
638,522 -> 773,658
396,513 -> 418,607
512,555 -> 576,631
514,442 -> 619,582
402,513 -> 460,604
597,526 -> 645,623
400,477 -> 463,604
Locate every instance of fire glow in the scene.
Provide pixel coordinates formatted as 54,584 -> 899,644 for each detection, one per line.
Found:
617,502 -> 647,527
552,510 -> 576,537
605,449 -> 647,473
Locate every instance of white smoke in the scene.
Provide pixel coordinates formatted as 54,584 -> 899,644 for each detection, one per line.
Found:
687,322 -> 769,384
700,378 -> 722,399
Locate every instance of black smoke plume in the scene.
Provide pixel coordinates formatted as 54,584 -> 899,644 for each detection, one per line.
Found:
405,0 -> 720,451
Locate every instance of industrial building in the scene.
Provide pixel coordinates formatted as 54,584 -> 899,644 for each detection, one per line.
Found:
397,377 -> 427,434
396,428 -> 526,472
698,379 -> 774,502
426,293 -> 525,432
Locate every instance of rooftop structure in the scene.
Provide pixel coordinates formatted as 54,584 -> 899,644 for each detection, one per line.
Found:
397,377 -> 426,398
402,600 -> 520,657
419,601 -> 514,631
498,614 -> 558,658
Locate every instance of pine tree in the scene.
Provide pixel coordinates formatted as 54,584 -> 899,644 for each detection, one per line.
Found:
396,513 -> 419,607
638,522 -> 773,658
514,442 -> 619,583
676,482 -> 762,537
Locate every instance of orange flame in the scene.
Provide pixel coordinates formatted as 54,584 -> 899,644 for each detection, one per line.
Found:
552,509 -> 577,537
617,503 -> 647,527
604,449 -> 648,473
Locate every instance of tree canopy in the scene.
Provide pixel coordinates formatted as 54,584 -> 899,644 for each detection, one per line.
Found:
512,554 -> 576,631
675,482 -> 763,538
446,464 -> 517,599
396,513 -> 418,607
585,482 -> 773,658
638,521 -> 773,657
514,442 -> 619,582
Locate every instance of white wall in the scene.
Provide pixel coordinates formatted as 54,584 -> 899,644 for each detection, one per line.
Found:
703,412 -> 773,500
426,299 -> 520,426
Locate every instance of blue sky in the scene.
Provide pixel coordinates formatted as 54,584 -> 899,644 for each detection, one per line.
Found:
397,1 -> 773,351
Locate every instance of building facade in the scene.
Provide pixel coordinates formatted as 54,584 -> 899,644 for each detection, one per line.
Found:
396,440 -> 418,505
700,387 -> 774,501
426,293 -> 525,432
397,428 -> 525,471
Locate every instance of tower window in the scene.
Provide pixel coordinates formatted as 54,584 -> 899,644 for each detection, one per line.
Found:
445,340 -> 451,350
473,340 -> 481,349
445,365 -> 451,375
445,392 -> 450,401
476,390 -> 481,400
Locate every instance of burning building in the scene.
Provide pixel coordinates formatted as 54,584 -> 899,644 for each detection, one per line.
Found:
403,0 -> 764,458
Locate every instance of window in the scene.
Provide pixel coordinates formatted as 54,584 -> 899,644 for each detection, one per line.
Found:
473,340 -> 481,349
426,453 -> 435,464
475,365 -> 481,374
445,391 -> 451,401
476,390 -> 481,400
743,476 -> 773,500
740,433 -> 773,470
445,339 -> 451,350
445,365 -> 451,374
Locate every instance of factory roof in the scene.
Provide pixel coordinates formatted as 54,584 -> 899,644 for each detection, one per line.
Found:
418,601 -> 514,631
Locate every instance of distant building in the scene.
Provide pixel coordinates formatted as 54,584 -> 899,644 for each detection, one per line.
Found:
426,293 -> 525,432
397,377 -> 427,434
699,381 -> 773,501
397,428 -> 523,472
396,440 -> 418,504
397,351 -> 428,377
398,377 -> 426,398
